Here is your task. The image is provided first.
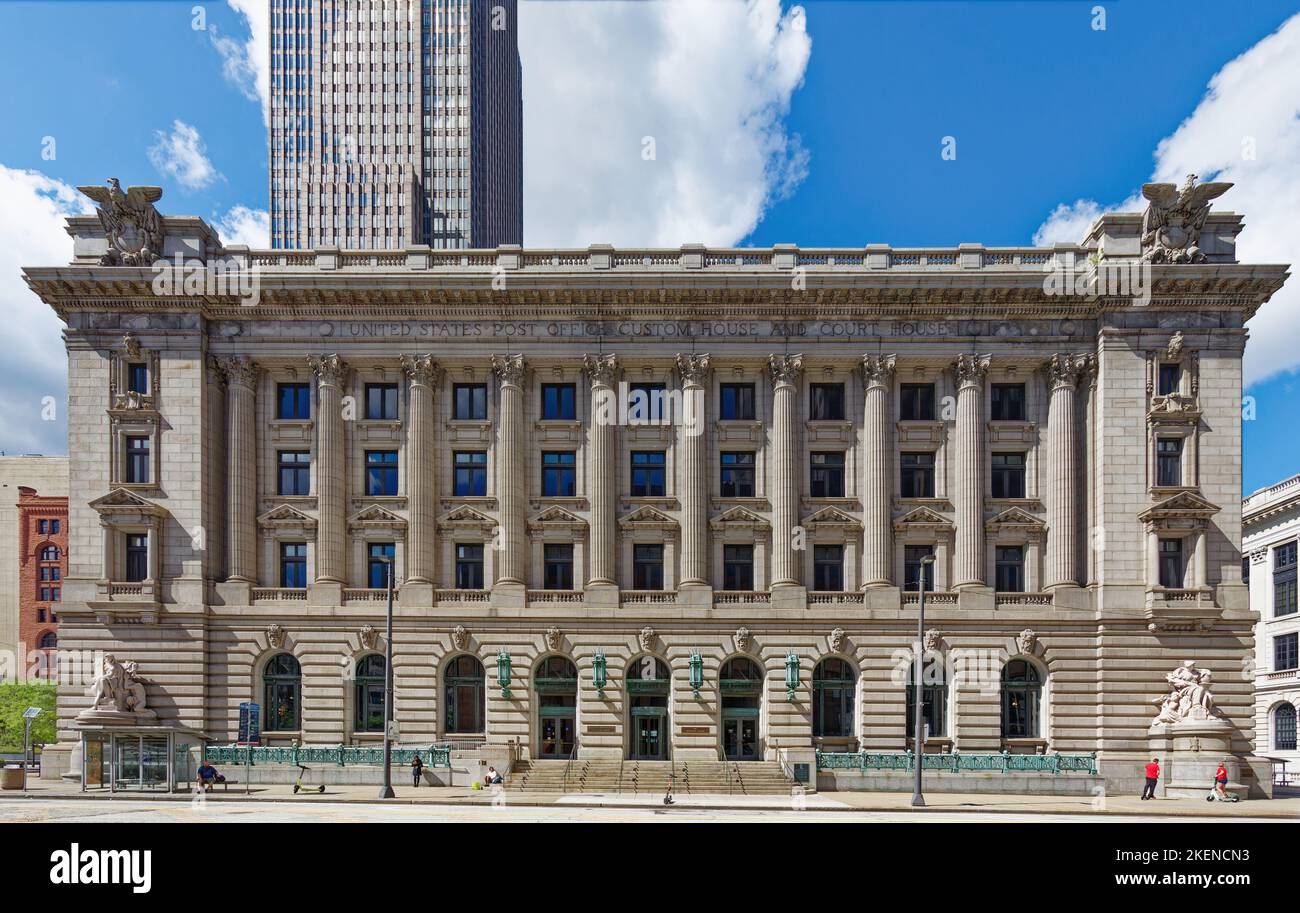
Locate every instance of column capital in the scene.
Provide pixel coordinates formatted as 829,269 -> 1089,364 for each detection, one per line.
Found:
218,355 -> 259,390
861,353 -> 897,389
583,353 -> 620,387
491,353 -> 527,388
400,353 -> 442,387
953,353 -> 991,390
675,353 -> 711,387
1046,353 -> 1092,391
307,353 -> 348,387
768,354 -> 804,387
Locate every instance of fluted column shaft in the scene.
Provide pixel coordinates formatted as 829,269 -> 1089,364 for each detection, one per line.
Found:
222,357 -> 257,582
953,354 -> 990,588
677,354 -> 710,586
493,355 -> 527,585
584,354 -> 618,586
1045,354 -> 1084,588
310,354 -> 347,583
402,355 -> 439,584
861,355 -> 896,587
770,355 -> 803,588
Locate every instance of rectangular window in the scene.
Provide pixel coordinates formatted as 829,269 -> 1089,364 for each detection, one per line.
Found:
51,519 -> 60,534
365,450 -> 398,496
723,544 -> 754,591
719,383 -> 755,421
277,382 -> 311,420
280,542 -> 307,588
1275,632 -> 1299,672
720,452 -> 755,498
633,544 -> 664,590
809,383 -> 845,421
453,383 -> 487,420
38,591 -> 48,605
630,451 -> 666,497
543,543 -> 574,590
367,542 -> 395,588
1159,538 -> 1184,588
277,450 -> 311,496
809,452 -> 846,498
541,451 -> 577,497
541,383 -> 576,420
990,383 -> 1026,421
1156,438 -> 1183,487
900,452 -> 935,499
991,452 -> 1027,499
125,533 -> 149,582
627,383 -> 668,423
455,543 -> 484,589
51,589 -> 60,602
995,546 -> 1025,593
127,363 -> 150,395
904,545 -> 936,592
364,382 -> 399,420
453,451 -> 487,497
1274,541 -> 1297,617
813,544 -> 844,592
38,519 -> 47,534
1158,363 -> 1181,396
899,383 -> 935,421
124,436 -> 151,484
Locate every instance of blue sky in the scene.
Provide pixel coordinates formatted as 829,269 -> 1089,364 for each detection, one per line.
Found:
0,0 -> 1297,494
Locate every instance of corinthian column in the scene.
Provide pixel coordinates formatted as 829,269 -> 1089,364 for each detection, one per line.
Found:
309,354 -> 348,585
769,354 -> 804,590
676,353 -> 711,589
401,354 -> 440,586
861,354 -> 896,588
953,354 -> 990,588
492,354 -> 527,591
583,354 -> 619,592
221,356 -> 258,583
1045,354 -> 1086,589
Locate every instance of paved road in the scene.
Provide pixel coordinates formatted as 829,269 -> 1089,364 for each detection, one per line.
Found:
0,798 -> 1274,824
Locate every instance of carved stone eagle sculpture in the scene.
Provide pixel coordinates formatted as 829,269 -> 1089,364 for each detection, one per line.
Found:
1139,174 -> 1231,264
78,177 -> 165,266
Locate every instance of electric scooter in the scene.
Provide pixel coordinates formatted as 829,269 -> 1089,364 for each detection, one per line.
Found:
293,763 -> 325,794
1205,781 -> 1239,802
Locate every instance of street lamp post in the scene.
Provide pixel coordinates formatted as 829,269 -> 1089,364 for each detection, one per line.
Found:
21,707 -> 41,794
912,554 -> 935,808
378,555 -> 396,799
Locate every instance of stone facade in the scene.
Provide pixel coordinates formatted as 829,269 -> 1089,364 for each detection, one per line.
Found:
23,203 -> 1288,795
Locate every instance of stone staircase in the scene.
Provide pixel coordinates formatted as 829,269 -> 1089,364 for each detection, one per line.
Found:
510,758 -> 796,795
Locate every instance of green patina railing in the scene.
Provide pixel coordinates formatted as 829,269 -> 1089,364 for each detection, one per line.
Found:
203,744 -> 452,768
815,749 -> 1098,775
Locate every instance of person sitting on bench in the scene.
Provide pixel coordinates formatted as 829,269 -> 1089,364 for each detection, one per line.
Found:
196,759 -> 226,791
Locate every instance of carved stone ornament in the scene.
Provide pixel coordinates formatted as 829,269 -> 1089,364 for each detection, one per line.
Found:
491,353 -> 526,387
1046,353 -> 1089,391
451,624 -> 470,651
400,353 -> 441,387
828,627 -> 847,653
545,626 -> 563,652
1140,175 -> 1231,264
1016,629 -> 1038,656
78,178 -> 165,266
220,355 -> 259,390
308,353 -> 348,387
267,624 -> 286,649
78,654 -> 156,722
1165,331 -> 1185,361
359,624 -> 379,651
733,626 -> 752,653
768,354 -> 804,386
123,333 -> 142,358
1151,660 -> 1220,726
923,629 -> 942,653
638,625 -> 656,653
675,353 -> 711,386
583,353 -> 619,387
953,353 -> 992,390
861,353 -> 897,389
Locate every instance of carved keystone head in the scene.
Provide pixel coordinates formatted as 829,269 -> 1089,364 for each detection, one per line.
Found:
1016,629 -> 1038,656
451,624 -> 470,652
923,629 -> 942,653
544,626 -> 563,652
638,625 -> 656,653
267,624 -> 286,649
359,624 -> 379,651
733,626 -> 752,653
828,627 -> 847,654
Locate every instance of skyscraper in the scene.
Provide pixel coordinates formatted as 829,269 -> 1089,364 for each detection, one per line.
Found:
269,0 -> 522,250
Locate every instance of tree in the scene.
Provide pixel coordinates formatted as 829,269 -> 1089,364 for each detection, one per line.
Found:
0,681 -> 57,752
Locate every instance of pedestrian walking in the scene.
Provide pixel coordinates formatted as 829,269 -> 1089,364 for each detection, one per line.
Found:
1141,757 -> 1159,800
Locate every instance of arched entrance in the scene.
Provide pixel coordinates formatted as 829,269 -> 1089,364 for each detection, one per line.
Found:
720,656 -> 763,760
626,656 -> 671,760
534,655 -> 578,758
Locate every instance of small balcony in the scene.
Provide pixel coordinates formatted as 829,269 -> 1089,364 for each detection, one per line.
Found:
251,587 -> 308,603
994,591 -> 1053,607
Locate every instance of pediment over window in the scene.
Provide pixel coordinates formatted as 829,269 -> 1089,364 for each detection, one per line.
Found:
619,505 -> 678,531
709,505 -> 771,532
1138,490 -> 1220,523
348,504 -> 407,531
89,488 -> 165,524
530,506 -> 587,533
892,505 -> 953,532
257,504 -> 317,530
801,506 -> 862,531
438,505 -> 497,532
984,506 -> 1046,533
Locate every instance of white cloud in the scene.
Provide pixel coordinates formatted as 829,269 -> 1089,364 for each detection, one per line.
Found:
212,0 -> 270,125
147,120 -> 220,190
214,204 -> 270,248
0,165 -> 81,455
1033,12 -> 1300,388
519,0 -> 811,247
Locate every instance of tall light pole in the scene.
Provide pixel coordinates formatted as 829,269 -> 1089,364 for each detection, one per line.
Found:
378,555 -> 396,799
912,554 -> 935,808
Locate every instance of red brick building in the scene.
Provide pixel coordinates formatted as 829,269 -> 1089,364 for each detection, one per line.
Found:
17,486 -> 67,677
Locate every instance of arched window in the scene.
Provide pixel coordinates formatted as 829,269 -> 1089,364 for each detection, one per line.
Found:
906,656 -> 948,739
444,654 -> 485,734
535,655 -> 577,681
1276,704 -> 1297,751
264,654 -> 302,731
812,658 -> 856,739
354,654 -> 386,732
40,545 -> 59,561
38,631 -> 57,650
1001,660 -> 1043,740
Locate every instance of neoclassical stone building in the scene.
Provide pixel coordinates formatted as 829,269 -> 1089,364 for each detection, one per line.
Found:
25,185 -> 1288,793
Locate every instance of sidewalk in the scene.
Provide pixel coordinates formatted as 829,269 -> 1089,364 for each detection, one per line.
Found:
6,779 -> 1299,818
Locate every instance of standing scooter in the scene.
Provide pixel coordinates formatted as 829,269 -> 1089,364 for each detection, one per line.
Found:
1205,780 -> 1240,802
293,763 -> 325,794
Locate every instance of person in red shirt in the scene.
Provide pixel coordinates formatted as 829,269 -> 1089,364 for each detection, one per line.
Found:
1214,761 -> 1229,799
1141,757 -> 1160,800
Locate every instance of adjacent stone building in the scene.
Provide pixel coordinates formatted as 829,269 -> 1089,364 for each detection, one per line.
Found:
0,456 -> 68,670
24,183 -> 1288,794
